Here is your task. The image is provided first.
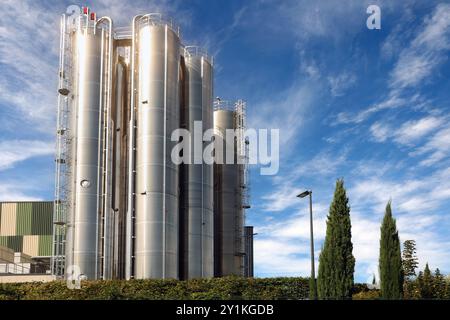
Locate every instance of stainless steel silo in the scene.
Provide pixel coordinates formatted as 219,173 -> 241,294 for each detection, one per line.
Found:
213,107 -> 245,276
134,15 -> 180,279
66,15 -> 113,280
180,47 -> 214,279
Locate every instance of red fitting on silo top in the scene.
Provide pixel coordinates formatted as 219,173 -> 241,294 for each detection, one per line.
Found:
83,6 -> 89,15
90,12 -> 96,20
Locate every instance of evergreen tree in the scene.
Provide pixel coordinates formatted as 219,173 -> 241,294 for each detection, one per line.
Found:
445,276 -> 450,299
379,201 -> 403,299
372,274 -> 376,286
419,263 -> 434,299
402,240 -> 418,279
317,179 -> 355,299
433,268 -> 446,299
402,239 -> 418,299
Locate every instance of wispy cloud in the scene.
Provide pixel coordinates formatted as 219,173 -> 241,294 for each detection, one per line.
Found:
328,72 -> 357,97
349,167 -> 450,214
0,182 -> 43,202
335,94 -> 411,125
370,115 -> 445,144
0,1 -> 59,134
390,3 -> 450,90
395,116 -> 445,145
334,3 -> 450,126
413,125 -> 450,166
0,139 -> 54,171
248,80 -> 319,147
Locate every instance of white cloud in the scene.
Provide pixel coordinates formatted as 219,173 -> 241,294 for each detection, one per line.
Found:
248,81 -> 318,147
292,150 -> 348,178
0,140 -> 54,171
414,126 -> 450,166
349,167 -> 450,215
370,122 -> 391,142
390,3 -> 450,89
260,184 -> 304,212
395,116 -> 445,145
370,116 -> 445,145
327,72 -> 357,97
0,182 -> 43,202
334,4 -> 450,126
0,1 -> 59,133
335,94 -> 410,125
254,206 -> 328,277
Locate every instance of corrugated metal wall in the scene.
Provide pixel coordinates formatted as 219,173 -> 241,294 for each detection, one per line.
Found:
32,202 -> 53,235
16,202 -> 32,235
0,202 -> 53,257
0,203 -> 17,236
38,235 -> 52,256
23,235 -> 39,257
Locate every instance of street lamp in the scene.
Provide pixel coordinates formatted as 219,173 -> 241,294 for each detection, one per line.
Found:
297,190 -> 317,299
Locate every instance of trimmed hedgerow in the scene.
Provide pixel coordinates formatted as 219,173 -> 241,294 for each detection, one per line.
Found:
0,276 -> 309,300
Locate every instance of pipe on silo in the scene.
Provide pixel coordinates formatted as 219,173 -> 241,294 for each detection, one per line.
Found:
95,16 -> 114,280
125,14 -> 142,280
112,55 -> 129,279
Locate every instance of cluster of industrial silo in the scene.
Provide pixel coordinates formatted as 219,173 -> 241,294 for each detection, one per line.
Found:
53,8 -> 251,280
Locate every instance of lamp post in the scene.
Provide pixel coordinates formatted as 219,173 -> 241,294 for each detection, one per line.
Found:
297,190 -> 317,300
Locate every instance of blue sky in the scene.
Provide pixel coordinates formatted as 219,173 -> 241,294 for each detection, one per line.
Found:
1,0 -> 450,283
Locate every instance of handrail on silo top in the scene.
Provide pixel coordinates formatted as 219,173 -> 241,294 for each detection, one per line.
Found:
137,13 -> 180,37
184,46 -> 213,65
213,99 -> 234,111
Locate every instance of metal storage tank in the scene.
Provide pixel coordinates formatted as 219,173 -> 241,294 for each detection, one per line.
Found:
213,106 -> 245,276
134,14 -> 180,279
180,47 -> 214,279
66,15 -> 113,280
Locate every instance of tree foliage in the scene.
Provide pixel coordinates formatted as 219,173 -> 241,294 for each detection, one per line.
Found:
379,201 -> 403,299
402,240 -> 418,279
418,263 -> 434,299
317,179 -> 355,299
433,268 -> 446,299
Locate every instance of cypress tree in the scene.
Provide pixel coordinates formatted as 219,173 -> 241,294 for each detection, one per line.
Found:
379,201 -> 403,299
317,179 -> 355,299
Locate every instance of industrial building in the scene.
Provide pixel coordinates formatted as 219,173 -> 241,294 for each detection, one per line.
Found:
52,7 -> 253,281
0,202 -> 53,277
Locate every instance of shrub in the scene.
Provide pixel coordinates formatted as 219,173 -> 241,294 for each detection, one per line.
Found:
352,290 -> 380,300
0,277 -> 376,300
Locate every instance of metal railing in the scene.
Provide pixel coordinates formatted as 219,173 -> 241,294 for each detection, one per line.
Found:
184,46 -> 213,65
137,13 -> 180,36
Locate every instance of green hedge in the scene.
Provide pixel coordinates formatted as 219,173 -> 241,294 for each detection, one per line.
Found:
0,276 -> 310,300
